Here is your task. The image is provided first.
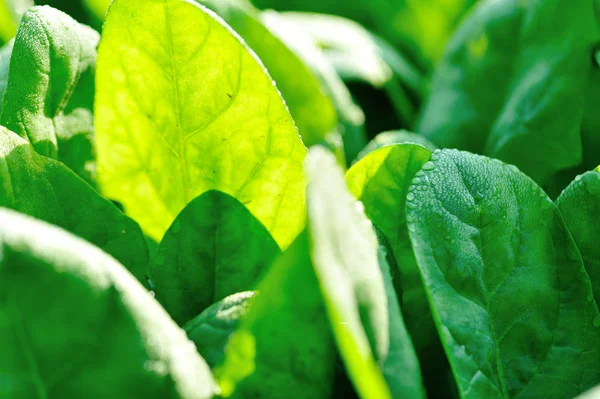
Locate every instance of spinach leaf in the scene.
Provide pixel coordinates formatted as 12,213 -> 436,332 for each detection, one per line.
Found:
356,130 -> 437,161
0,208 -> 216,399
0,126 -> 148,283
407,149 -> 600,398
262,11 -> 367,164
252,0 -> 476,68
0,6 -> 99,185
217,233 -> 337,399
275,12 -> 424,125
199,0 -> 339,150
149,190 -> 280,325
376,239 -> 426,399
184,291 -> 255,369
96,0 -> 306,248
556,171 -> 600,304
346,144 -> 432,350
0,0 -> 31,44
418,0 -> 600,186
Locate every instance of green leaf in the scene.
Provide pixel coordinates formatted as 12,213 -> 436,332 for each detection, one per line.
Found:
356,130 -> 437,161
184,291 -> 255,369
261,10 -> 366,163
346,144 -> 433,349
199,0 -> 338,149
219,147 -> 396,398
376,236 -> 426,399
407,149 -> 600,398
149,190 -> 280,325
0,6 -> 99,185
0,208 -> 216,399
0,39 -> 13,115
96,0 -> 306,248
275,12 -> 424,125
0,126 -> 148,283
418,0 -> 600,186
305,147 -> 390,399
0,0 -> 31,43
252,0 -> 475,67
556,171 -> 600,305
217,233 -> 337,399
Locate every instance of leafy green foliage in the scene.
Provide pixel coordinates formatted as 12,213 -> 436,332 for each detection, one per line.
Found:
408,149 -> 600,398
3,0 -> 600,397
95,0 -> 306,247
149,190 -> 280,325
1,6 -> 99,184
0,208 -> 216,399
0,127 -> 148,282
418,0 -> 600,187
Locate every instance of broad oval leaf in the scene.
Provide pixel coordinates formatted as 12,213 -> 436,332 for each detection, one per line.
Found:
199,0 -> 338,149
184,291 -> 255,369
556,171 -> 600,305
417,0 -> 600,186
0,127 -> 148,283
0,208 -> 216,399
407,149 -> 600,398
149,190 -> 280,325
0,6 -> 99,184
96,0 -> 306,248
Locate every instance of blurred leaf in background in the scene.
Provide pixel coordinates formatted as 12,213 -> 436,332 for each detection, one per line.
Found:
251,0 -> 477,70
0,0 -> 32,44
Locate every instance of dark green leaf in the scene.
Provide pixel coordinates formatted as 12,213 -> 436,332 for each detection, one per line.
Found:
149,190 -> 280,325
0,208 -> 216,399
1,6 -> 98,184
0,126 -> 148,283
407,149 -> 600,398
418,0 -> 600,186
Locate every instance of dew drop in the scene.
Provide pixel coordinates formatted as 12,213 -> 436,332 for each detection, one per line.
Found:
587,294 -> 594,302
422,162 -> 435,171
408,223 -> 417,232
149,290 -> 156,299
575,174 -> 583,182
412,177 -> 422,185
406,192 -> 415,201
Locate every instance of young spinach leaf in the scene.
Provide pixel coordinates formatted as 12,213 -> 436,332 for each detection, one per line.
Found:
184,291 -> 255,369
355,130 -> 437,161
96,0 -> 306,248
556,171 -> 600,304
407,149 -> 600,398
199,0 -> 339,150
0,208 -> 216,399
149,190 -> 280,325
418,0 -> 600,186
0,6 -> 99,185
0,126 -> 148,283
